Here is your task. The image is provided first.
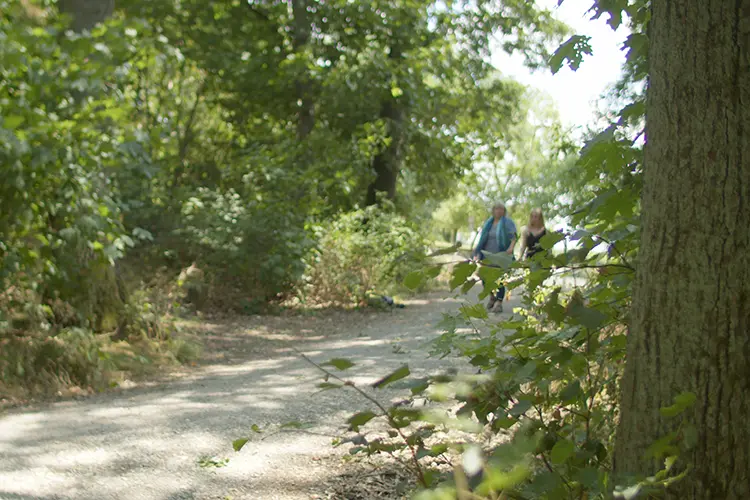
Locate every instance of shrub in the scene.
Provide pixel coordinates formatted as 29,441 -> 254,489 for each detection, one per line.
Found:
305,205 -> 429,305
0,328 -> 108,396
176,188 -> 314,311
280,227 -> 667,499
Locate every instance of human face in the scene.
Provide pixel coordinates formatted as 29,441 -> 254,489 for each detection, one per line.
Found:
493,206 -> 505,219
530,211 -> 541,226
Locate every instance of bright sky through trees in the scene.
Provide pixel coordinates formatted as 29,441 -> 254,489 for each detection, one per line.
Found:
492,0 -> 630,131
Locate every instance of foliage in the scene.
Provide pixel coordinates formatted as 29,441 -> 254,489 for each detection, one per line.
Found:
431,192 -> 487,244
0,2 -> 141,329
470,88 -> 579,224
176,188 -> 313,310
121,0 -> 568,206
431,88 -> 579,246
269,0 -> 655,497
305,205 -> 428,305
0,322 -> 201,401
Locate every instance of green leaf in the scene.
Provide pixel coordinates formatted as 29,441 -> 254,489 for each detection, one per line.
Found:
646,431 -> 679,459
476,464 -> 531,495
574,467 -> 601,489
659,391 -> 697,418
550,439 -> 575,465
347,411 -> 377,431
614,484 -> 642,499
232,438 -> 249,452
568,303 -> 608,330
450,262 -> 476,290
391,86 -> 403,98
427,244 -> 459,257
404,270 -> 424,290
509,399 -> 532,417
424,266 -> 442,279
481,251 -> 513,269
251,424 -> 262,433
477,264 -> 503,283
549,35 -> 593,74
460,303 -> 488,320
372,364 -> 410,389
389,377 -> 430,394
559,380 -> 583,403
515,361 -> 537,381
460,278 -> 477,294
539,231 -> 565,250
321,358 -> 355,371
3,115 -> 24,131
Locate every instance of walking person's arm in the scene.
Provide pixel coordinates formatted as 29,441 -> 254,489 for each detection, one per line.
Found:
517,227 -> 528,260
506,237 -> 517,255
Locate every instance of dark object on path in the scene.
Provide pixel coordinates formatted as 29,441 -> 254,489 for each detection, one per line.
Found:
374,294 -> 406,309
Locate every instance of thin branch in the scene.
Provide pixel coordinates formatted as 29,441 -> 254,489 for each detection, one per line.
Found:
595,235 -> 635,270
540,452 -> 574,492
178,78 -> 208,164
295,349 -> 428,487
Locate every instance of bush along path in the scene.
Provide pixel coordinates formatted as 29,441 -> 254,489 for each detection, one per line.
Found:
0,290 -> 521,500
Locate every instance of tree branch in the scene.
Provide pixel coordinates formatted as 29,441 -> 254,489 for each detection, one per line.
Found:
295,349 -> 428,487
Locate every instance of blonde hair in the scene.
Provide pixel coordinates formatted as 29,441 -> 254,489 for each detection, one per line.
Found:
528,208 -> 545,229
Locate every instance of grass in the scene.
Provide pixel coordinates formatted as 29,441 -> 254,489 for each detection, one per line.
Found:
0,327 -> 202,407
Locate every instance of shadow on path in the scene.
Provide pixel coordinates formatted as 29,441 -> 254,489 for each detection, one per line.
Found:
0,291 -> 521,500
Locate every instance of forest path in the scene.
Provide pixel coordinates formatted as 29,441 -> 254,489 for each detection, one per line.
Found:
0,289 -> 522,500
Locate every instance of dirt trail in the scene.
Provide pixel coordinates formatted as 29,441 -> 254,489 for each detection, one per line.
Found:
0,290 -> 521,500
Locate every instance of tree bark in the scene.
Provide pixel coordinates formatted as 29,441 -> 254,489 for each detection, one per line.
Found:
58,0 -> 114,32
291,0 -> 314,139
366,45 -> 406,206
613,1 -> 750,498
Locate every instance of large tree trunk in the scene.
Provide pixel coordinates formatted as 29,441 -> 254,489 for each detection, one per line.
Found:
366,45 -> 406,206
613,0 -> 750,497
58,0 -> 114,32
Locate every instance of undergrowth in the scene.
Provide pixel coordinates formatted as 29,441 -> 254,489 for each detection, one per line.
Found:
0,266 -> 201,405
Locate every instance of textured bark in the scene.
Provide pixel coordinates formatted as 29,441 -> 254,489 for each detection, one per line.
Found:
366,46 -> 406,206
58,0 -> 114,32
614,0 -> 750,498
291,0 -> 314,139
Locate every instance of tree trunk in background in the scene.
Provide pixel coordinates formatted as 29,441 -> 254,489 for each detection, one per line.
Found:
58,0 -> 114,32
291,0 -> 314,139
613,0 -> 750,497
366,45 -> 406,206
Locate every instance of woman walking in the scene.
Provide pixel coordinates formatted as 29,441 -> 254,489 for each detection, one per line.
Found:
472,201 -> 517,313
519,208 -> 547,260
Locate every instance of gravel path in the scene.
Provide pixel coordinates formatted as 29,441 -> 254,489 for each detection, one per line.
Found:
0,290 -> 521,500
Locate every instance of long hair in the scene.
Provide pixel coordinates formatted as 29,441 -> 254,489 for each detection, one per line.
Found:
528,208 -> 545,229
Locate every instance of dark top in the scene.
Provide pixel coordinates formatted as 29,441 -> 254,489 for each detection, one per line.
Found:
525,228 -> 546,258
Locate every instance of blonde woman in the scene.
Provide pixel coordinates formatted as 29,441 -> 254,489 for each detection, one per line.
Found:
519,208 -> 547,260
472,201 -> 517,313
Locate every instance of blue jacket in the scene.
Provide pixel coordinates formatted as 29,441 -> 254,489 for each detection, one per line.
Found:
473,216 -> 517,257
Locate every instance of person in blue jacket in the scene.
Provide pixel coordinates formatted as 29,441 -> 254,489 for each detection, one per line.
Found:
472,201 -> 517,313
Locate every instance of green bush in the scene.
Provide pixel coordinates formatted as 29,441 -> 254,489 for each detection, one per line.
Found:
305,205 -> 428,305
177,188 -> 314,311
